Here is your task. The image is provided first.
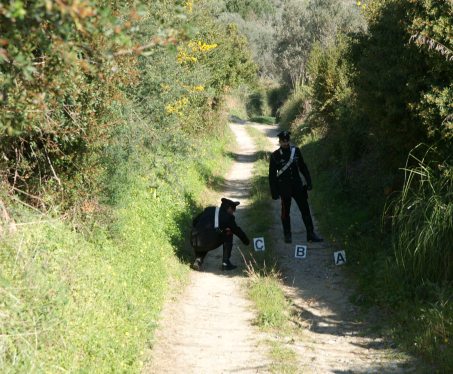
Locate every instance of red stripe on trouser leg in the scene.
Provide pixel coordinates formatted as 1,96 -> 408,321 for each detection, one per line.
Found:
281,196 -> 291,220
280,195 -> 292,234
223,229 -> 233,261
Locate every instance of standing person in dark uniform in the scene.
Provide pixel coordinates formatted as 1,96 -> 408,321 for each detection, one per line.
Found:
268,130 -> 323,244
190,198 -> 250,271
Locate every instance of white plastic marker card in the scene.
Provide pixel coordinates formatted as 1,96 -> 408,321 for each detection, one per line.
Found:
294,245 -> 307,259
334,250 -> 346,265
253,237 -> 265,252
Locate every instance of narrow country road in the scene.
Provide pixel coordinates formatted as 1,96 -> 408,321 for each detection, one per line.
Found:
145,122 -> 270,373
145,122 -> 416,374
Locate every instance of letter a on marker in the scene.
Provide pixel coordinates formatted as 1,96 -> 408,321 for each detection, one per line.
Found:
334,250 -> 346,265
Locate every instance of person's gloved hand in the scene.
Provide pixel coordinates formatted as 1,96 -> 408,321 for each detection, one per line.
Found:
306,184 -> 313,191
243,237 -> 251,246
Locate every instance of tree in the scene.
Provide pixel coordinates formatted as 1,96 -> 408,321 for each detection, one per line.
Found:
274,0 -> 363,89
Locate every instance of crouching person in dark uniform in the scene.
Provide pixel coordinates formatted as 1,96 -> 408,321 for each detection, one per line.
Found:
268,130 -> 323,244
190,198 -> 250,271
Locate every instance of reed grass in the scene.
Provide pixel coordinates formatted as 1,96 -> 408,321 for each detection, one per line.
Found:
389,146 -> 452,285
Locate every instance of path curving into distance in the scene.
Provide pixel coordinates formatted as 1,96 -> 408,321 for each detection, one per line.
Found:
146,121 -> 417,374
145,122 -> 270,374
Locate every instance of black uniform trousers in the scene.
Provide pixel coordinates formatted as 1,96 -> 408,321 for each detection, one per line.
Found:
193,228 -> 233,262
280,185 -> 314,235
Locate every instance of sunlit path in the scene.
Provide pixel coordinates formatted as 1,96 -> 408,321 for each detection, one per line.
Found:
145,123 -> 270,373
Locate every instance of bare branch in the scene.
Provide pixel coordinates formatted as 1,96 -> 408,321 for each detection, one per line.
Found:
113,36 -> 177,57
410,33 -> 453,62
44,148 -> 62,187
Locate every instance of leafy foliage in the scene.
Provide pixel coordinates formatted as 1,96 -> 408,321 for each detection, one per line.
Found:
0,0 -> 257,371
275,0 -> 364,89
0,0 -> 142,207
296,0 -> 452,368
304,0 -> 452,195
225,0 -> 275,19
0,0 -> 256,210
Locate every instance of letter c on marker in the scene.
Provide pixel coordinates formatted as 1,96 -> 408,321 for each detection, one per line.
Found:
253,237 -> 265,252
256,239 -> 264,250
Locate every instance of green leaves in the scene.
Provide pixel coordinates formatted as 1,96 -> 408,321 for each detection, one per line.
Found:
0,0 -> 258,212
3,1 -> 27,20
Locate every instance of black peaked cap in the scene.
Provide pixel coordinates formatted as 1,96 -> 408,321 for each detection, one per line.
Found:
277,130 -> 291,140
221,198 -> 240,209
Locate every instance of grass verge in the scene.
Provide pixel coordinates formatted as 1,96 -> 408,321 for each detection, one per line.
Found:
249,116 -> 276,125
242,125 -> 299,373
0,132 -> 232,372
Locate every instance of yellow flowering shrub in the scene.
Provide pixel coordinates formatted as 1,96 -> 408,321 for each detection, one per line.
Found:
177,39 -> 218,65
165,96 -> 189,116
185,0 -> 194,13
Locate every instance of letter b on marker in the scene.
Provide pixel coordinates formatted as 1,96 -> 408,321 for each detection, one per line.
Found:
295,245 -> 307,259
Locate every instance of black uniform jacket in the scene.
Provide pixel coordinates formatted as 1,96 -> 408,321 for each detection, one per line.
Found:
268,145 -> 312,199
190,206 -> 250,252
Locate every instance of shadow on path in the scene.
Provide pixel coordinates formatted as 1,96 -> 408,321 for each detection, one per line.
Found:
252,123 -> 420,373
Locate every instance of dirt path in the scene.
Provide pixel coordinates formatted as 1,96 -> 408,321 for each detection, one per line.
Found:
252,123 -> 416,373
145,122 -> 270,374
146,122 -> 416,374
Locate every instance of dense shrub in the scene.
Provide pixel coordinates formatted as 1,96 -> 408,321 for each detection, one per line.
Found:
278,87 -> 310,130
303,0 -> 452,198
267,84 -> 290,118
224,0 -> 275,19
0,0 -> 256,209
0,0 -> 142,207
246,87 -> 272,118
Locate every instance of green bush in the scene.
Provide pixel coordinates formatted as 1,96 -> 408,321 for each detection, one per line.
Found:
0,0 -> 256,209
299,0 -> 452,200
0,0 -> 257,371
267,85 -> 290,118
224,0 -> 275,19
0,0 -> 142,207
0,128 -> 231,372
278,87 -> 311,130
246,91 -> 267,118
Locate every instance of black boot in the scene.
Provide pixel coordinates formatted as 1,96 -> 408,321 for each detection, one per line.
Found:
222,238 -> 236,270
307,231 -> 323,243
191,257 -> 203,271
222,259 -> 237,271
